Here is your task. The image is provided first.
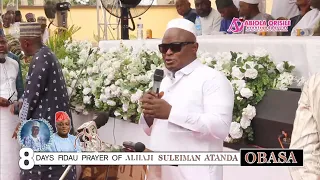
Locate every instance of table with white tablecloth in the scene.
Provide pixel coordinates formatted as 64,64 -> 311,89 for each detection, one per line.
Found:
99,36 -> 320,78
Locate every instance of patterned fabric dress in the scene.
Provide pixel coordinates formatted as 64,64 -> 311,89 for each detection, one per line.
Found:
20,45 -> 75,180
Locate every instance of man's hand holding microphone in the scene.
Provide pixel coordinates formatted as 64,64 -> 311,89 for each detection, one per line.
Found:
139,69 -> 172,127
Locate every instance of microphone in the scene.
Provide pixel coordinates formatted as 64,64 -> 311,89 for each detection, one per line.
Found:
68,48 -> 94,101
152,69 -> 164,94
60,112 -> 109,180
123,141 -> 146,152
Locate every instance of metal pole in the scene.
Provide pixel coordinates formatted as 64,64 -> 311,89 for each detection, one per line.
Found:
15,0 -> 18,10
0,0 -> 3,14
103,4 -> 107,40
96,0 -> 100,40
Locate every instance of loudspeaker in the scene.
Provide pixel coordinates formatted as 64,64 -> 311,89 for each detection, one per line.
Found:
252,89 -> 301,148
56,11 -> 68,28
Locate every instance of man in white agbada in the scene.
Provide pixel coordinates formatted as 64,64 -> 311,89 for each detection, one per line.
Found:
0,35 -> 20,180
139,18 -> 234,180
291,0 -> 320,36
23,121 -> 46,151
239,0 -> 276,35
233,0 -> 266,13
271,0 -> 299,19
289,73 -> 320,180
194,0 -> 222,35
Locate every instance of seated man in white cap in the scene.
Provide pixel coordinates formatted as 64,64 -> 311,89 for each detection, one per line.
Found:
291,0 -> 320,36
239,0 -> 275,35
139,18 -> 234,180
289,73 -> 320,180
194,0 -> 222,35
23,121 -> 46,151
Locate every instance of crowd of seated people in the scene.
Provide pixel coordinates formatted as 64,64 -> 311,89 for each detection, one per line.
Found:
175,0 -> 320,36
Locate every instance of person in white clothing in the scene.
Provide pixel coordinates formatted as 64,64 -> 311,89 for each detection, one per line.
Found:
291,0 -> 320,36
139,18 -> 234,180
194,0 -> 222,34
271,0 -> 299,19
239,0 -> 276,35
0,34 -> 20,180
289,73 -> 320,180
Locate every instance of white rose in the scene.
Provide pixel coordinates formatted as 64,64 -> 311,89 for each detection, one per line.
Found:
107,100 -> 116,106
131,89 -> 143,103
204,57 -> 213,64
122,90 -> 130,97
71,80 -> 77,88
253,48 -> 268,57
122,103 -> 129,112
83,96 -> 91,104
229,122 -> 243,139
231,66 -> 244,79
238,52 -> 249,60
231,80 -> 246,90
243,61 -> 256,69
99,94 -> 109,102
110,84 -> 117,92
244,68 -> 258,79
67,87 -> 73,96
69,71 -> 77,78
92,66 -> 99,73
114,111 -> 121,116
123,116 -> 128,121
240,116 -> 251,129
240,88 -> 253,98
107,73 -> 115,80
115,79 -> 122,86
276,62 -> 284,73
104,79 -> 111,86
86,67 -> 93,75
94,99 -> 100,108
237,96 -> 243,101
83,88 -> 91,95
82,81 -> 88,87
242,104 -> 256,120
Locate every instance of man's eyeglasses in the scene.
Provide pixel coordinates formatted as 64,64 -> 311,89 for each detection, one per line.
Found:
158,42 -> 195,54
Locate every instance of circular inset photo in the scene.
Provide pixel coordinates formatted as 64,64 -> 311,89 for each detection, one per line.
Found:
18,119 -> 53,151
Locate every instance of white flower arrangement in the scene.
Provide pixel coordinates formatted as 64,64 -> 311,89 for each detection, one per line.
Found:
60,40 -> 298,143
199,48 -> 297,143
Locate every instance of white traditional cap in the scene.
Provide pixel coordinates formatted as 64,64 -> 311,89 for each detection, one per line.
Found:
165,18 -> 196,37
240,0 -> 260,4
233,0 -> 239,8
32,121 -> 40,127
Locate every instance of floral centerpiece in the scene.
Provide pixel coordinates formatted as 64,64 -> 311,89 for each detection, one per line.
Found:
23,39 -> 302,143
198,48 -> 299,143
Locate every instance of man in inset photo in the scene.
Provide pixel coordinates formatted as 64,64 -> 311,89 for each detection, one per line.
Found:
22,121 -> 46,151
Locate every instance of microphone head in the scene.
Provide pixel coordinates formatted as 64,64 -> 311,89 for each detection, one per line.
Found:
154,69 -> 164,82
94,112 -> 109,129
134,142 -> 146,152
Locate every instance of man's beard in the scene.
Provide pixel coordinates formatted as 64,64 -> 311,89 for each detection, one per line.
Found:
0,53 -> 7,63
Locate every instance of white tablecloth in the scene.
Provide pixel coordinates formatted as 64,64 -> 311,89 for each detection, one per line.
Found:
99,35 -> 320,78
